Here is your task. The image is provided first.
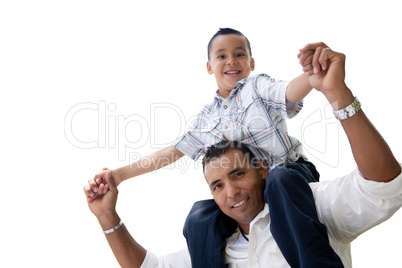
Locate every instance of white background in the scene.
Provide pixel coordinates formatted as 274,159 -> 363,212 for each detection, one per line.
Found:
1,0 -> 401,267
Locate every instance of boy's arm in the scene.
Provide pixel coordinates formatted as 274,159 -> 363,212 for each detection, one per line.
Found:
86,145 -> 184,202
285,72 -> 313,103
113,145 -> 184,183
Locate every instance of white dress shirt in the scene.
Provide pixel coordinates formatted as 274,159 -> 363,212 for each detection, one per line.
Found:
141,164 -> 402,268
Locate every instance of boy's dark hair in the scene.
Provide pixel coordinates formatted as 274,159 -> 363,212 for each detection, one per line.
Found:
202,140 -> 257,172
207,28 -> 252,60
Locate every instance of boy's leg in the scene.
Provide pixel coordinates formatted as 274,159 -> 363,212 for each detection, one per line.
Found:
265,158 -> 344,267
183,199 -> 237,268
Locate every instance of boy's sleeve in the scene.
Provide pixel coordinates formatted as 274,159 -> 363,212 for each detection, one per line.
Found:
174,130 -> 206,161
254,74 -> 303,119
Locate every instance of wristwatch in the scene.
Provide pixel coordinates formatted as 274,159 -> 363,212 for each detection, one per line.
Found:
333,97 -> 361,120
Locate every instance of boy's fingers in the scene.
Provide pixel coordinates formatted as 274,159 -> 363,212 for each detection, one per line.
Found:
298,49 -> 314,66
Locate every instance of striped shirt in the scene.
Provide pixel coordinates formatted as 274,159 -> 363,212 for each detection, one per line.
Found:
174,74 -> 305,169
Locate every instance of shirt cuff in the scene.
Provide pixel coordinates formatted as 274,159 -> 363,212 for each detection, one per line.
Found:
355,163 -> 402,199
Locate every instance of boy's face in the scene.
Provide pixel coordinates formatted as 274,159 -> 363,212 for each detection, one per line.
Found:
207,34 -> 255,98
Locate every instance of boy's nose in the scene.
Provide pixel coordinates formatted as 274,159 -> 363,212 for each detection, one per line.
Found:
226,57 -> 237,65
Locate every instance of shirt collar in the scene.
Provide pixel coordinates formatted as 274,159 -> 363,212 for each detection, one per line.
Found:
250,204 -> 269,229
214,77 -> 249,102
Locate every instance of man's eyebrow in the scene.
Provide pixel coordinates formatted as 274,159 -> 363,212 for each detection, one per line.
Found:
209,178 -> 221,188
228,167 -> 242,176
208,167 -> 244,188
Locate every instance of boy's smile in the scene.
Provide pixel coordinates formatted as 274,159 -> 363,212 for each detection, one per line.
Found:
207,34 -> 255,98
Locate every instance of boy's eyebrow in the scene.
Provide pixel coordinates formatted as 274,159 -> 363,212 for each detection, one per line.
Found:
214,47 -> 246,55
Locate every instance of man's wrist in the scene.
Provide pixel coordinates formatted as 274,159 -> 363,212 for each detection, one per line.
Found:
323,85 -> 355,110
98,212 -> 120,231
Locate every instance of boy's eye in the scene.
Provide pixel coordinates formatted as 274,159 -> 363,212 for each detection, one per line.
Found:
237,53 -> 245,57
217,55 -> 225,59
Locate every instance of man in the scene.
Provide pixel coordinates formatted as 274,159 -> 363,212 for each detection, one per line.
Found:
84,43 -> 402,267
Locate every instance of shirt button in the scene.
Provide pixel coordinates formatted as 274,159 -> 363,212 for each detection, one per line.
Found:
223,105 -> 228,109
224,126 -> 228,130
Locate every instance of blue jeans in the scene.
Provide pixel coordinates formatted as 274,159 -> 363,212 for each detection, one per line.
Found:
183,159 -> 343,268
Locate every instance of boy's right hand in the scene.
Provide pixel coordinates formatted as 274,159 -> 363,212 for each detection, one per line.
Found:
85,168 -> 115,203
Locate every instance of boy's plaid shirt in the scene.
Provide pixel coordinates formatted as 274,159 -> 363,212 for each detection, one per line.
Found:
174,74 -> 305,169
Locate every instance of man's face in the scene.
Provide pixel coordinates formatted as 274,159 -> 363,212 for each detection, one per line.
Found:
204,149 -> 267,234
207,34 -> 255,98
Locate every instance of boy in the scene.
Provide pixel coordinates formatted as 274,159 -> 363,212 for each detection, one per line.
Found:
86,28 -> 343,267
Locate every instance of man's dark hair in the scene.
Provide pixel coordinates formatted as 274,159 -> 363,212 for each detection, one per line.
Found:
202,140 -> 257,172
207,28 -> 252,60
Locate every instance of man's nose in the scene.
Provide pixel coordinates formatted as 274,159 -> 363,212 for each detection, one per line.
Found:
226,181 -> 240,198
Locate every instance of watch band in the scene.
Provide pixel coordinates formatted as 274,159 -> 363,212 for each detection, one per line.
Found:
333,97 -> 361,120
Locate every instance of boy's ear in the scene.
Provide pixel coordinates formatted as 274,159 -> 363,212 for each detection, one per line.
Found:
207,61 -> 214,75
250,58 -> 255,71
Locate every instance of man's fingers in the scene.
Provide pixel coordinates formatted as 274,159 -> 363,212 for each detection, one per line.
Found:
88,178 -> 99,193
83,185 -> 97,201
299,42 -> 329,53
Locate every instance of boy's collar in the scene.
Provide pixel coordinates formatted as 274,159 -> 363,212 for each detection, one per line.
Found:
214,77 -> 249,101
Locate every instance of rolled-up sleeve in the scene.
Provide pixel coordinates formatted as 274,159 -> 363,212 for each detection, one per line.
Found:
310,164 -> 402,244
141,247 -> 192,268
253,74 -> 302,119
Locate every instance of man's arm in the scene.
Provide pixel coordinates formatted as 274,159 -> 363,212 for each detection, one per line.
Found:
85,180 -> 147,267
300,43 -> 400,182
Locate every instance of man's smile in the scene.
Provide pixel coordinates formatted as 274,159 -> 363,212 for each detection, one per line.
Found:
232,197 -> 249,208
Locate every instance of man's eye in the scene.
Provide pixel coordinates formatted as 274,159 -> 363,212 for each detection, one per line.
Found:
213,184 -> 222,191
235,172 -> 244,178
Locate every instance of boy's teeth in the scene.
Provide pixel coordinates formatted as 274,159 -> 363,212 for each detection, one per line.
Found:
226,71 -> 239,74
233,199 -> 246,208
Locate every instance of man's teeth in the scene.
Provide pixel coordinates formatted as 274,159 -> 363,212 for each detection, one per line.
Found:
233,199 -> 247,208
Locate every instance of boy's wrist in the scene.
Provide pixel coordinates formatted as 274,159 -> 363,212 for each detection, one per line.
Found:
110,169 -> 123,186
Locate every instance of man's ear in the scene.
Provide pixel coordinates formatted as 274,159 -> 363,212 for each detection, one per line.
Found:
207,61 -> 214,75
255,159 -> 268,179
250,58 -> 255,71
